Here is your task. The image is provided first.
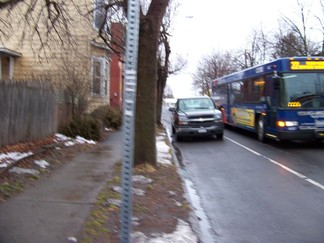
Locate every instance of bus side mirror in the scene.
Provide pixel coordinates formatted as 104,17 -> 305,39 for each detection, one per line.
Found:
273,76 -> 281,90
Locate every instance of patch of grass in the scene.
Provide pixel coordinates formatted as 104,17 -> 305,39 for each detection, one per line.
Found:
181,202 -> 191,210
83,206 -> 110,240
133,203 -> 150,214
109,176 -> 121,184
107,204 -> 119,211
111,161 -> 122,177
0,182 -> 24,198
97,188 -> 120,206
38,168 -> 46,174
28,174 -> 40,180
134,163 -> 156,174
146,184 -> 154,191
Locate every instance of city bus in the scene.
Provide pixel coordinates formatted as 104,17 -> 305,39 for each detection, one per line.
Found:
211,57 -> 324,142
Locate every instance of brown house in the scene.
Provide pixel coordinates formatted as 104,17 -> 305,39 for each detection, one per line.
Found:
0,1 -> 124,111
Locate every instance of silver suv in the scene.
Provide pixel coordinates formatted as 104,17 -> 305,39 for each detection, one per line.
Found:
169,97 -> 224,141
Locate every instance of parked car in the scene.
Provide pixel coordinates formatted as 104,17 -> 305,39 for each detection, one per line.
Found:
169,96 -> 224,141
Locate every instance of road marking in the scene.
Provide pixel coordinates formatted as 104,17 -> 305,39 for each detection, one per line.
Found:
226,137 -> 324,191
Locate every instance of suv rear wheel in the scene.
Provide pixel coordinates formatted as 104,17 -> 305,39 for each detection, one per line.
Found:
216,133 -> 223,140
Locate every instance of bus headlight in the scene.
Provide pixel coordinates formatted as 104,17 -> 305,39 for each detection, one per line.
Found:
277,121 -> 298,127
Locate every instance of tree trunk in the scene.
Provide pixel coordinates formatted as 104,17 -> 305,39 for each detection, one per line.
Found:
156,36 -> 170,125
156,62 -> 164,125
134,0 -> 169,165
134,17 -> 158,165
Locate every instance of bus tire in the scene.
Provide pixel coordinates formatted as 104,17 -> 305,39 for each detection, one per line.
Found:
257,117 -> 267,143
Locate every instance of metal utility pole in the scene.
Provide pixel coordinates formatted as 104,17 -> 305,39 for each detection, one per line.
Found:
120,0 -> 140,242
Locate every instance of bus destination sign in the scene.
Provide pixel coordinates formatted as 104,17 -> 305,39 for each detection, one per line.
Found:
290,60 -> 324,70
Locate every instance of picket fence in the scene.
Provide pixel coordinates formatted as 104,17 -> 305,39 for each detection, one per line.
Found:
0,79 -> 71,146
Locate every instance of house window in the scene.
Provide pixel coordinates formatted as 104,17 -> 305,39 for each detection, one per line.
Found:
92,57 -> 109,96
92,60 -> 101,94
94,0 -> 106,30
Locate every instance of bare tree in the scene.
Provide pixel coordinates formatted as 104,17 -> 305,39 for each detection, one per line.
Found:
233,26 -> 272,69
1,1 -> 94,115
271,0 -> 321,58
271,29 -> 308,58
156,19 -> 171,125
192,51 -> 238,96
0,0 -> 79,58
156,1 -> 186,125
57,51 -> 91,116
313,1 -> 324,55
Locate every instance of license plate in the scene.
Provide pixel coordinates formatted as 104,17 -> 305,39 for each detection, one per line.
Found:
198,129 -> 207,133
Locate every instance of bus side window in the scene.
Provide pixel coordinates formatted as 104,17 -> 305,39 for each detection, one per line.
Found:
264,75 -> 272,107
253,77 -> 265,102
272,76 -> 281,107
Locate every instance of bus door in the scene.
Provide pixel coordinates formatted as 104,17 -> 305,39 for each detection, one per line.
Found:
228,81 -> 243,125
264,75 -> 280,134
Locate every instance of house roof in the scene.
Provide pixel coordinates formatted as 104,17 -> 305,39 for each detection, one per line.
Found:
0,47 -> 22,57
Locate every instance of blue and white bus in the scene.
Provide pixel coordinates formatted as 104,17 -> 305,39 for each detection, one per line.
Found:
212,57 -> 324,142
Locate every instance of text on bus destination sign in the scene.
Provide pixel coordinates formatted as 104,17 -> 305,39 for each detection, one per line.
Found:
290,60 -> 324,70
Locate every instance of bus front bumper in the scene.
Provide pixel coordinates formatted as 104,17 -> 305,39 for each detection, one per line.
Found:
276,129 -> 324,141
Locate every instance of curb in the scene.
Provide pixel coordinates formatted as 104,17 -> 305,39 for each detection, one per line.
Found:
162,123 -> 215,243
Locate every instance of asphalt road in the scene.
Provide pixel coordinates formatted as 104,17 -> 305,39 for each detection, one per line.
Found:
163,107 -> 324,243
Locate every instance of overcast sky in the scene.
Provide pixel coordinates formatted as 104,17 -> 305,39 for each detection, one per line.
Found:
167,0 -> 323,98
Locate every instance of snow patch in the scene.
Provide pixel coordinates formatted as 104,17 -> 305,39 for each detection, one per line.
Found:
34,159 -> 49,168
0,134 -> 95,168
112,186 -> 145,196
133,175 -> 153,184
54,133 -> 96,147
132,219 -> 198,243
0,152 -> 33,168
156,136 -> 172,165
106,199 -> 121,207
9,167 -> 40,176
66,236 -> 78,242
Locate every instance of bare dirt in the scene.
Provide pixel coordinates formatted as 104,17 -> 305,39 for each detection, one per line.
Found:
0,129 -> 195,242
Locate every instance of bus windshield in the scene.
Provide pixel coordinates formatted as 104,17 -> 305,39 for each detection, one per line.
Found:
282,72 -> 324,109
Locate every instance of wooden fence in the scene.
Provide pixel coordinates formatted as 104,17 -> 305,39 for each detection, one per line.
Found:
0,80 -> 72,147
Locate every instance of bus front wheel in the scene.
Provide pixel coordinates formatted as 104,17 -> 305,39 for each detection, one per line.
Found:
257,117 -> 267,143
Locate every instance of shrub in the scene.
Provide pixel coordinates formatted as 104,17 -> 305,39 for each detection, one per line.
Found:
91,106 -> 122,129
61,115 -> 102,141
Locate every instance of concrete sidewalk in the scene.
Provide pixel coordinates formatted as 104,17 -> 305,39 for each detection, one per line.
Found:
0,131 -> 122,243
